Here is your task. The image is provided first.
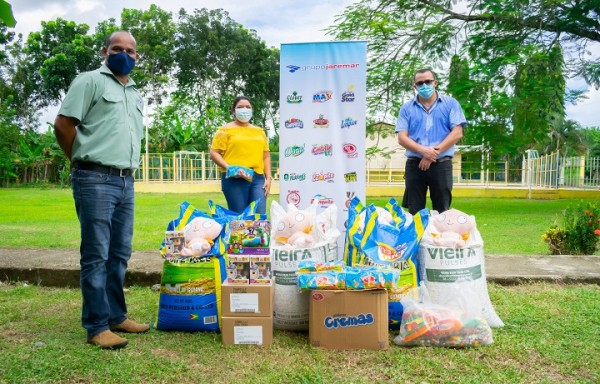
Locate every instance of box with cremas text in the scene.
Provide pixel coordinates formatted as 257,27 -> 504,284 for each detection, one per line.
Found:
309,289 -> 388,350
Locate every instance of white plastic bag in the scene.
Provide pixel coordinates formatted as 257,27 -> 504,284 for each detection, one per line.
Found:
394,285 -> 493,347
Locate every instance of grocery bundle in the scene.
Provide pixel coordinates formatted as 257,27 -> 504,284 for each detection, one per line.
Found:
150,198 -> 503,350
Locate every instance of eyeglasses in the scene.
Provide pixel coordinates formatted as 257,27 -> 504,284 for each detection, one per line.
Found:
415,79 -> 435,86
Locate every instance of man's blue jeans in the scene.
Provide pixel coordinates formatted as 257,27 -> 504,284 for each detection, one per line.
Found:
221,173 -> 266,214
71,169 -> 134,338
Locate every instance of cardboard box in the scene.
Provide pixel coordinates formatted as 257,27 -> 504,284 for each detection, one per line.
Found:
221,283 -> 273,317
309,290 -> 389,350
227,219 -> 271,256
249,255 -> 272,284
221,316 -> 273,346
226,255 -> 250,284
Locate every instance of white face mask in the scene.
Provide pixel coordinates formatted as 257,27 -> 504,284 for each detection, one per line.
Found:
235,108 -> 253,123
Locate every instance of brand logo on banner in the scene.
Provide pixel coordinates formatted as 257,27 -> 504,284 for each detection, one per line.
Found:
283,172 -> 307,181
286,190 -> 301,206
286,65 -> 301,73
310,194 -> 335,208
285,118 -> 304,129
312,144 -> 333,157
284,144 -> 305,157
312,171 -> 335,183
285,63 -> 361,73
313,90 -> 333,103
341,117 -> 358,129
313,114 -> 329,128
287,91 -> 303,103
345,191 -> 356,210
341,85 -> 356,102
343,143 -> 358,158
344,172 -> 358,182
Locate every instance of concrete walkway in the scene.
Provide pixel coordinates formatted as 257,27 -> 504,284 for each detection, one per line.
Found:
1,247 -> 599,287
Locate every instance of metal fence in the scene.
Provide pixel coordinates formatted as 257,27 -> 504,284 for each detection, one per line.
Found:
522,150 -> 600,189
135,151 -> 600,190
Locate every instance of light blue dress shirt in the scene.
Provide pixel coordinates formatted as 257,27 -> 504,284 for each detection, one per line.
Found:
395,93 -> 467,159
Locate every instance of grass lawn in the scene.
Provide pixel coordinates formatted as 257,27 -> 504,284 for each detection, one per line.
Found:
1,187 -> 598,255
1,281 -> 598,383
1,188 -> 599,382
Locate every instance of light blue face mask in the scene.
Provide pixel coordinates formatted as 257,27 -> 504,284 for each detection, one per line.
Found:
235,108 -> 253,123
417,83 -> 435,99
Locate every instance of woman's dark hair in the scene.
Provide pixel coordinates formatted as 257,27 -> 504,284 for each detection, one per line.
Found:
231,95 -> 252,112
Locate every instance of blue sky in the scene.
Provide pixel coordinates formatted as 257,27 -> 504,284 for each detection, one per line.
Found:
11,0 -> 599,128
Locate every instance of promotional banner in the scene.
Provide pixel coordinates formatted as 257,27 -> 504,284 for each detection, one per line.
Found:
279,41 -> 367,254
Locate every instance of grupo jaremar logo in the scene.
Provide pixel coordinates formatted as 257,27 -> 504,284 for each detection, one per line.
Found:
286,63 -> 361,73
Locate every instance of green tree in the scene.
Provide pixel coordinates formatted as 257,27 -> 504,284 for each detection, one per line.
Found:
22,19 -> 97,109
579,126 -> 600,157
0,94 -> 20,185
512,44 -> 566,153
121,5 -> 177,106
148,95 -> 218,153
174,8 -> 279,130
328,0 -> 600,153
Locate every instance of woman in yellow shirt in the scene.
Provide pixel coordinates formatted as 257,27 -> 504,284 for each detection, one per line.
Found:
210,96 -> 272,214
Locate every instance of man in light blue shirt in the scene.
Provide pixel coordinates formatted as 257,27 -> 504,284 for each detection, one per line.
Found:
395,68 -> 467,215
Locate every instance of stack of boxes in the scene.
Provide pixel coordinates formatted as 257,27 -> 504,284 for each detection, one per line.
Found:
221,220 -> 274,346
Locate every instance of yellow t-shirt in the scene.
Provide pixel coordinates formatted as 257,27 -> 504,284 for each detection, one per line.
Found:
210,125 -> 269,174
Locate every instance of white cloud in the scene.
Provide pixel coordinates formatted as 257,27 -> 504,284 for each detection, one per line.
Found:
566,86 -> 600,128
12,0 -> 353,48
74,0 -> 102,13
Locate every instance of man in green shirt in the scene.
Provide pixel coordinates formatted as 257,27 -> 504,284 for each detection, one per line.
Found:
54,31 -> 148,350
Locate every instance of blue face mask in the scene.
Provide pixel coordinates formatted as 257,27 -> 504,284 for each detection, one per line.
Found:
235,108 -> 253,123
417,83 -> 435,99
106,52 -> 136,75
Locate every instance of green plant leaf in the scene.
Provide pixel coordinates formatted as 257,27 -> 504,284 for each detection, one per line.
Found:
0,0 -> 16,27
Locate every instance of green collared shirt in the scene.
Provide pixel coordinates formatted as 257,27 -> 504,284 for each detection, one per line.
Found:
58,64 -> 144,169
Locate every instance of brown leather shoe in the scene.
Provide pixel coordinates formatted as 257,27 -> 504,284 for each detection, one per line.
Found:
87,330 -> 128,350
109,318 -> 150,333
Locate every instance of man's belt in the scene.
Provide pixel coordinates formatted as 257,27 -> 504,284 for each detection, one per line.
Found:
73,161 -> 133,177
407,156 -> 452,163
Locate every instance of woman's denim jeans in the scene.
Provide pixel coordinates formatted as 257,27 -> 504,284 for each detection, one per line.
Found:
71,169 -> 134,338
221,173 -> 266,214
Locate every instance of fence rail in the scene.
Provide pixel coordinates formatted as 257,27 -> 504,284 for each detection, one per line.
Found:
134,151 -> 600,190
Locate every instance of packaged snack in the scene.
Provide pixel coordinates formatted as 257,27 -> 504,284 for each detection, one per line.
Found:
297,271 -> 345,290
297,260 -> 344,273
226,165 -> 254,182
